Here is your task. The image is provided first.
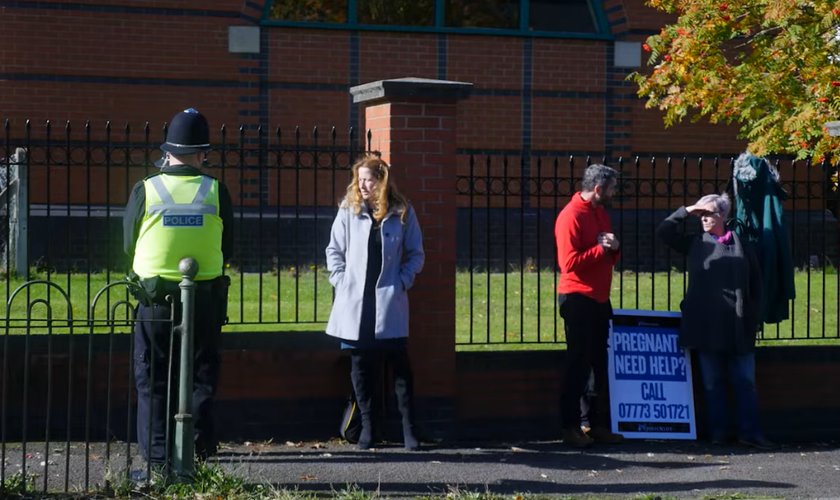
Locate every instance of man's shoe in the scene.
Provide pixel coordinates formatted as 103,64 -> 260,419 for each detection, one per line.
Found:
738,435 -> 779,451
563,427 -> 594,448
586,426 -> 624,444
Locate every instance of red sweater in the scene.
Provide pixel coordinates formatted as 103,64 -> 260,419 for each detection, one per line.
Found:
555,192 -> 619,303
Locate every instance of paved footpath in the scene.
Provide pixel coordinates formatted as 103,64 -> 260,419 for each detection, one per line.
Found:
3,440 -> 840,499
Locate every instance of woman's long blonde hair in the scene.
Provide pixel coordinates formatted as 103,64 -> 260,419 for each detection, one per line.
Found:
343,152 -> 409,222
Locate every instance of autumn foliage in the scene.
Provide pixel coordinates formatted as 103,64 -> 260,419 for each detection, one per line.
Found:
633,0 -> 840,161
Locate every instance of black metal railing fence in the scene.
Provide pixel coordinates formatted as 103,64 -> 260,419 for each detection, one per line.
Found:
1,278 -> 173,493
456,153 -> 840,346
1,120 -> 363,331
4,119 -> 840,345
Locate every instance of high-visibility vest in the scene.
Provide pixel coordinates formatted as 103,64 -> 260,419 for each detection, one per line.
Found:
132,174 -> 223,281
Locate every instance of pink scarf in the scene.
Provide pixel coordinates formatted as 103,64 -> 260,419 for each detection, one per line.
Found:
714,230 -> 733,245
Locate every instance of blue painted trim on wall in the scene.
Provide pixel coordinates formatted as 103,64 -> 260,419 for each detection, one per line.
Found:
349,32 -> 360,147
0,1 -> 239,17
0,73 -> 249,88
269,82 -> 349,91
627,29 -> 659,36
2,73 -> 617,103
474,89 -> 608,99
240,12 -> 260,24
533,90 -> 606,99
521,38 -> 532,210
473,89 -> 521,97
437,35 -> 448,80
259,24 -> 271,204
604,42 -> 625,156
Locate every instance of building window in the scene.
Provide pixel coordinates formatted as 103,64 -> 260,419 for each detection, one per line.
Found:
266,0 -> 605,37
445,0 -> 520,30
530,0 -> 596,33
269,0 -> 348,23
358,0 -> 436,26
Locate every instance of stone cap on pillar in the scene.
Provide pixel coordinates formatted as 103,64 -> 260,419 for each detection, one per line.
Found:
350,77 -> 473,104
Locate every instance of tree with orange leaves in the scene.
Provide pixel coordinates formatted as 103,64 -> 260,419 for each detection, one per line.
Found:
633,0 -> 840,161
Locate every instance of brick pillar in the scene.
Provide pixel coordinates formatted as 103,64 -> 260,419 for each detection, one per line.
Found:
349,78 -> 472,437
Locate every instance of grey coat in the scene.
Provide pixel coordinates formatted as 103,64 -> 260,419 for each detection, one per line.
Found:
656,207 -> 763,353
325,201 -> 425,341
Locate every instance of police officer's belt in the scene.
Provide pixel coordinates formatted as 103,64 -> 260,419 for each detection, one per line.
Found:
137,275 -> 229,305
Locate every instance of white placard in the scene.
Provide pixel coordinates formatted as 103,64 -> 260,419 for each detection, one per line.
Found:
608,310 -> 697,440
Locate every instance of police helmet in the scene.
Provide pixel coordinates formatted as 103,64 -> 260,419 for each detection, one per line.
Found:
155,108 -> 211,167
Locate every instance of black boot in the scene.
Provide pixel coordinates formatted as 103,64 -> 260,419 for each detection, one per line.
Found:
351,353 -> 377,450
391,350 -> 420,451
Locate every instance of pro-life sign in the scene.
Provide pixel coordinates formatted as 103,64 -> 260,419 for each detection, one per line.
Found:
607,310 -> 697,440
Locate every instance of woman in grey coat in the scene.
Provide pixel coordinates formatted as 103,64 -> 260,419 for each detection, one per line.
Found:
656,193 -> 776,450
325,153 -> 425,450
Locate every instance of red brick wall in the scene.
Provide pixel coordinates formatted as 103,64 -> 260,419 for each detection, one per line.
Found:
4,337 -> 837,443
0,1 -> 256,132
631,101 -> 747,155
455,348 -> 840,442
3,0 -> 750,184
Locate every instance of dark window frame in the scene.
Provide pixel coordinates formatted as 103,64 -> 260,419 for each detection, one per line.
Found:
262,0 -> 612,40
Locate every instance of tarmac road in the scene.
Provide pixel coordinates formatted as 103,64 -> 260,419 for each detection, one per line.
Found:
3,439 -> 839,499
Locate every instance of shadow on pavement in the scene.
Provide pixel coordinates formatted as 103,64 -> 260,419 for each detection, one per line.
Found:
263,479 -> 796,496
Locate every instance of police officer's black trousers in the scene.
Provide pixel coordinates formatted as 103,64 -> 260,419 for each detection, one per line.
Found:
134,290 -> 222,466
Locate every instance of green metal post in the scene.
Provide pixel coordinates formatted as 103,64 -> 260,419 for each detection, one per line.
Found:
172,257 -> 198,480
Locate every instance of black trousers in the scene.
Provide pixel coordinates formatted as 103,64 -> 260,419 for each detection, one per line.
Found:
134,289 -> 223,466
559,293 -> 613,430
350,347 -> 414,429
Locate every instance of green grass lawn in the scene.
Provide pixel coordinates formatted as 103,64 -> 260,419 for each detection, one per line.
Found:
456,269 -> 840,351
1,269 -> 838,350
0,269 -> 335,334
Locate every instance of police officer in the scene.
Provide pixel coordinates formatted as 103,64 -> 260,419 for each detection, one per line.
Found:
123,108 -> 233,474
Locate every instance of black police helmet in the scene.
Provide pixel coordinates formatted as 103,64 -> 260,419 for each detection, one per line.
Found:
160,108 -> 211,156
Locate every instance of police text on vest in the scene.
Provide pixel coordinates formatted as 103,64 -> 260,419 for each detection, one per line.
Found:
163,215 -> 204,227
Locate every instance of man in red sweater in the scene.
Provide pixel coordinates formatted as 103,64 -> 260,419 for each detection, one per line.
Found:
555,164 -> 623,448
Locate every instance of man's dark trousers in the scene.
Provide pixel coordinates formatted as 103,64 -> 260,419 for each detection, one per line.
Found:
134,284 -> 223,466
559,292 -> 613,431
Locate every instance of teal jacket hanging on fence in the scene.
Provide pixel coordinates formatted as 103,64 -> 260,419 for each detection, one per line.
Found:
731,153 -> 796,324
